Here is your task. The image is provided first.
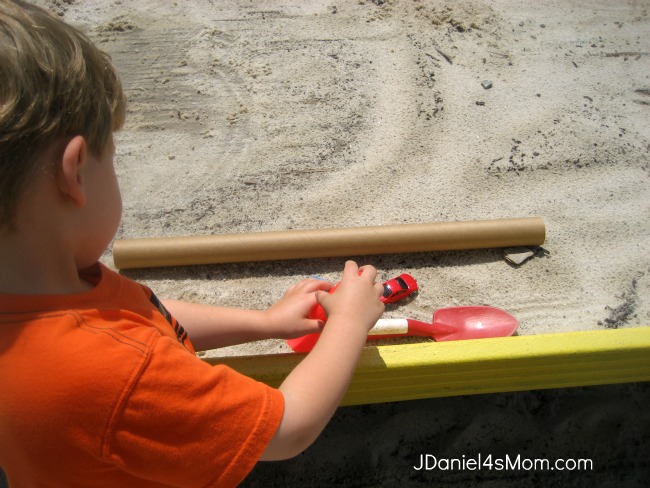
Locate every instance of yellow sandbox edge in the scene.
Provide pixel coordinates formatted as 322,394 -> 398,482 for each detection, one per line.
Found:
204,327 -> 650,406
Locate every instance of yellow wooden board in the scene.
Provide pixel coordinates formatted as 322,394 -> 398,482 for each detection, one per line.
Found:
204,327 -> 650,406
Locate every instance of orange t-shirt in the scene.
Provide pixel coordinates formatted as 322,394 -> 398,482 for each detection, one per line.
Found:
0,263 -> 284,487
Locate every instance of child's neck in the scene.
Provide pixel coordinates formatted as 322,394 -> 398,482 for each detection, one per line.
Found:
0,230 -> 92,296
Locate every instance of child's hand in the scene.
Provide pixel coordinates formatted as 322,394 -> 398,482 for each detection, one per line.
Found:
261,261 -> 385,460
265,278 -> 334,339
314,261 -> 385,332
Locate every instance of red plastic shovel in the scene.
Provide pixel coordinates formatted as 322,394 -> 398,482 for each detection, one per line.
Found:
286,306 -> 519,353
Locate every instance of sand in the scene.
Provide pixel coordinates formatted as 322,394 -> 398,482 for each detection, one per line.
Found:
242,382 -> 650,487
12,0 -> 649,485
38,0 -> 648,358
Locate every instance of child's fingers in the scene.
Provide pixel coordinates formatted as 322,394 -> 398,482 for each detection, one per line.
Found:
342,260 -> 377,283
314,289 -> 337,314
341,260 -> 360,279
302,278 -> 334,293
314,289 -> 329,306
284,318 -> 325,338
358,264 -> 378,282
286,278 -> 333,295
373,282 -> 385,300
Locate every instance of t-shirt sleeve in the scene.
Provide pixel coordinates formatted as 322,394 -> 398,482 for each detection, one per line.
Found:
106,334 -> 284,488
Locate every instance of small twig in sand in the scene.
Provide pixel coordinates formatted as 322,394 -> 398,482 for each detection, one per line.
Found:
278,169 -> 330,175
434,48 -> 453,65
604,51 -> 650,58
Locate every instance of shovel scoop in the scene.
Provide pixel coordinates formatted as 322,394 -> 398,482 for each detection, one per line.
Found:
286,306 -> 519,353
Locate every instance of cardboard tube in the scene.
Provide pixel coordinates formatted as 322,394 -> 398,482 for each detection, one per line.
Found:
112,217 -> 545,269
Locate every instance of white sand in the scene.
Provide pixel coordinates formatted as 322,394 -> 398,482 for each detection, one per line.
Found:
41,1 -> 649,358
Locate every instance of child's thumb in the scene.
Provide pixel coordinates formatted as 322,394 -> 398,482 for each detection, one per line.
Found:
314,290 -> 329,304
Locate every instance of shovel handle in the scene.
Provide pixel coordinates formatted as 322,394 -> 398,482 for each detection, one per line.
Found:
367,318 -> 433,340
286,318 -> 433,353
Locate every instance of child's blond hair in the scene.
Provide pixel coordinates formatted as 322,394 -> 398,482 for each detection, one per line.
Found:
0,0 -> 126,230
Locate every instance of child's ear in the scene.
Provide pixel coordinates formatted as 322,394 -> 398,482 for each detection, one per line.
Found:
58,135 -> 88,208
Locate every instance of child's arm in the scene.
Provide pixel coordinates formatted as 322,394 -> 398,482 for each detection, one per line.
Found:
166,261 -> 385,460
260,261 -> 385,460
162,278 -> 334,351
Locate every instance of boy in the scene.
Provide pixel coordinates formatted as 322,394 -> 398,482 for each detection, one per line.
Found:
0,1 -> 385,486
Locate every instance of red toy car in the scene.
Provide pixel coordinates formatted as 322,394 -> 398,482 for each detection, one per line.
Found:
381,273 -> 418,304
